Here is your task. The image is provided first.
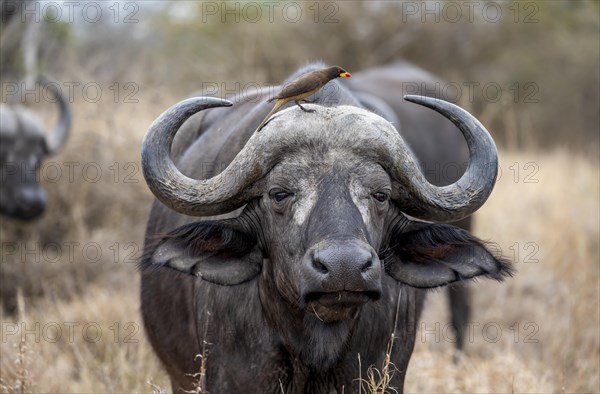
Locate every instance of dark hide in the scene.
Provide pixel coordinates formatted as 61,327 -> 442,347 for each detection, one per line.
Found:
148,219 -> 262,284
383,220 -> 513,287
141,63 -> 512,393
343,62 -> 476,350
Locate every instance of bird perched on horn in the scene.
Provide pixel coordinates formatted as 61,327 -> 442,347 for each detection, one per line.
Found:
256,66 -> 351,131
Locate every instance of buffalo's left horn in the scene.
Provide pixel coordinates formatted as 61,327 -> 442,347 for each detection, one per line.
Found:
39,75 -> 71,155
389,95 -> 498,222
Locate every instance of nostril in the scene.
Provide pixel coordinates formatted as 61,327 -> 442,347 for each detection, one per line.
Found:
312,259 -> 329,274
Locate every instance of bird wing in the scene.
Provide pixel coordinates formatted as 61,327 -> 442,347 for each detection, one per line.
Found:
273,74 -> 324,100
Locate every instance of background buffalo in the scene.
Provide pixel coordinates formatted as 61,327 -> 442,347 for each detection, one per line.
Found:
0,1 -> 598,392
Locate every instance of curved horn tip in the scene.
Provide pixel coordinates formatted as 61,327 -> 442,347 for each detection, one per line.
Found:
404,94 -> 476,120
185,97 -> 233,108
147,97 -> 233,135
403,94 -> 443,105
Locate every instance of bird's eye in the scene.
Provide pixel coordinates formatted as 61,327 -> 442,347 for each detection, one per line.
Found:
270,190 -> 292,203
372,192 -> 389,203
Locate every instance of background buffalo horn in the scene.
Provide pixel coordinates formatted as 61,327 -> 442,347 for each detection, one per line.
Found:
39,75 -> 72,155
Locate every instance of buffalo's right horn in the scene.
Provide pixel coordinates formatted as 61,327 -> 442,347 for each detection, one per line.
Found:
142,97 -> 255,217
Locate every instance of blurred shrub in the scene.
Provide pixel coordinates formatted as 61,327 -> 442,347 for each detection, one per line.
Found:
128,0 -> 598,154
3,1 -> 598,153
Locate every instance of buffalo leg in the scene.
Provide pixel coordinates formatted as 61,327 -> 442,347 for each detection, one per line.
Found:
447,216 -> 472,354
447,283 -> 471,353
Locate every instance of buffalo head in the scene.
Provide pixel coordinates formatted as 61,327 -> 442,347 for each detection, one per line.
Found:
141,95 -> 511,371
0,75 -> 71,220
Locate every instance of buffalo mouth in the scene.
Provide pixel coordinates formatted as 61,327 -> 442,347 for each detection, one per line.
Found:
305,291 -> 379,323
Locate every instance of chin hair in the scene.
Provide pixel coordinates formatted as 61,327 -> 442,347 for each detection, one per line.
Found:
298,314 -> 355,368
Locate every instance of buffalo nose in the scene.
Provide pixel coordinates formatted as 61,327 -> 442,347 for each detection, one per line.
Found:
15,187 -> 47,220
303,241 -> 382,297
312,244 -> 374,276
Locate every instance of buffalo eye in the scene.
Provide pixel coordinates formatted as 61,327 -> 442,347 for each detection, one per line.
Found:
270,190 -> 293,203
372,192 -> 389,203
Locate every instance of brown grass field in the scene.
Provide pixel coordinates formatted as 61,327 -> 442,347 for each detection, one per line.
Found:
0,92 -> 598,393
1,1 -> 599,392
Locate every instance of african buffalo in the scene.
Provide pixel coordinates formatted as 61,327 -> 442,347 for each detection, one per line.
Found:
0,74 -> 71,220
140,63 -> 512,393
344,63 -> 476,352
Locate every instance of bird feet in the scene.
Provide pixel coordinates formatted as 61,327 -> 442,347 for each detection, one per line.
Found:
296,100 -> 316,113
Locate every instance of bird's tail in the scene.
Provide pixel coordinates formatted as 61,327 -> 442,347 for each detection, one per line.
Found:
255,100 -> 284,132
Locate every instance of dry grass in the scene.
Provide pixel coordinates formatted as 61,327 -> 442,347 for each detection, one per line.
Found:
0,96 -> 598,392
359,288 -> 403,394
407,150 -> 600,393
0,97 -> 171,393
0,281 -> 170,393
1,1 -> 598,391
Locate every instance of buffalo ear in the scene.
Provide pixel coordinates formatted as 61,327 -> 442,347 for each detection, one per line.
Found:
147,220 -> 262,285
383,221 -> 513,288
